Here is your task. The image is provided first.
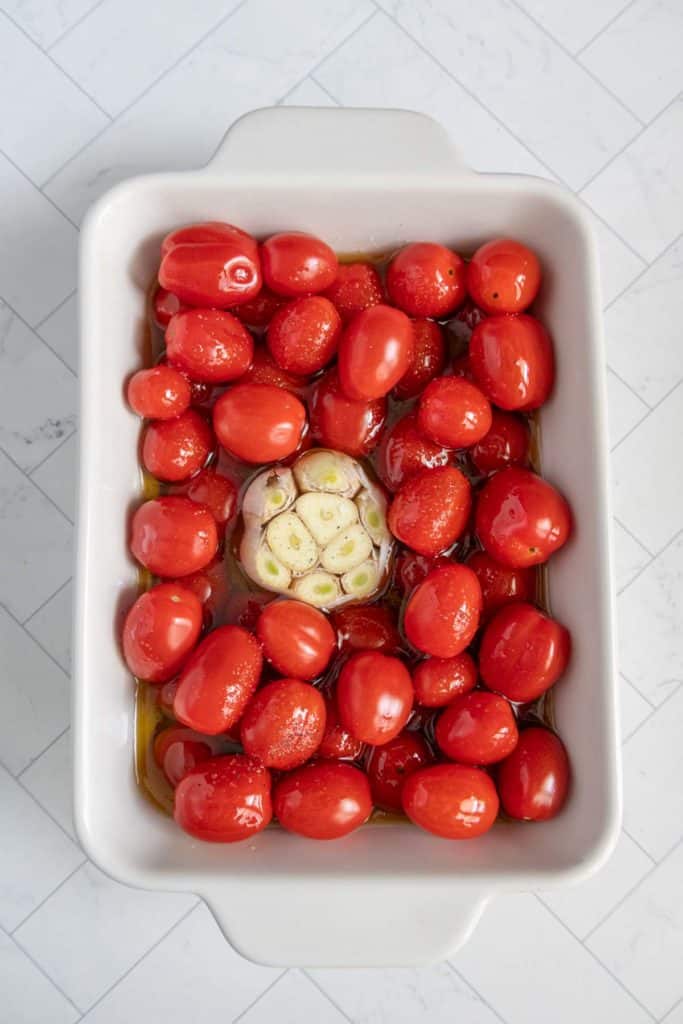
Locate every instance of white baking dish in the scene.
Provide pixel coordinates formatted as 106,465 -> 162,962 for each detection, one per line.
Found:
74,107 -> 620,967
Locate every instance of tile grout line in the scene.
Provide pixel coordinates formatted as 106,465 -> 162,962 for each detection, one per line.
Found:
446,961 -> 511,1024
34,288 -> 78,332
574,0 -> 638,57
309,74 -> 343,106
606,363 -> 653,415
6,729 -> 80,846
611,378 -> 683,456
46,0 -> 108,52
602,231 -> 683,313
0,293 -> 78,378
0,440 -> 75,525
302,969 -> 356,1023
29,428 -> 78,481
612,515 -> 654,559
10,930 -> 84,1019
17,724 -> 71,782
581,196 -> 649,271
23,575 -> 73,628
620,669 -> 657,711
621,828 -> 658,866
622,679 -> 683,746
11,860 -> 86,938
230,969 -> 289,1024
660,995 -> 683,1023
0,142 -> 79,230
1,598 -> 72,682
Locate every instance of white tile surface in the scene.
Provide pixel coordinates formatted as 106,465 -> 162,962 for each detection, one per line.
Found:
664,1000 -> 683,1024
36,292 -> 78,372
240,970 -> 348,1024
584,207 -> 646,307
24,579 -> 73,673
0,928 -> 79,1024
514,0 -> 631,54
284,76 -> 338,106
20,729 -> 75,840
619,676 -> 654,741
1,0 -> 99,48
613,519 -> 652,592
606,368 -> 648,449
31,432 -> 78,521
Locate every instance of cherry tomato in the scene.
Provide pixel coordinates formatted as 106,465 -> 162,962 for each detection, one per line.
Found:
173,624 -> 262,734
142,409 -> 213,482
122,582 -> 202,683
161,221 -> 256,259
393,319 -> 446,400
435,691 -> 518,765
309,368 -> 386,457
318,696 -> 364,760
171,557 -> 230,627
479,602 -> 570,702
366,730 -> 432,813
394,551 -> 450,594
157,358 -> 214,407
157,678 -> 179,716
404,563 -> 482,658
184,469 -> 237,526
386,242 -> 466,318
241,346 -> 306,391
257,600 -> 336,680
166,309 -> 254,384
418,376 -> 492,449
174,754 -> 272,842
131,496 -> 218,577
159,223 -> 261,308
152,287 -> 190,328
412,652 -> 477,707
470,314 -> 554,411
332,604 -> 401,655
229,286 -> 287,329
337,651 -> 413,746
338,305 -> 414,401
465,550 -> 536,619
127,365 -> 191,420
323,261 -> 383,321
377,411 -> 450,493
240,678 -> 326,769
470,410 -> 529,474
267,296 -> 341,375
497,727 -> 569,820
388,466 -> 471,557
475,467 -> 571,567
213,382 -> 306,463
273,760 -> 371,839
261,232 -> 338,297
402,763 -> 499,839
153,726 -> 212,787
467,238 -> 541,315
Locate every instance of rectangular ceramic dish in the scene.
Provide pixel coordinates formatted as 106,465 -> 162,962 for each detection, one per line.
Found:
74,107 -> 620,967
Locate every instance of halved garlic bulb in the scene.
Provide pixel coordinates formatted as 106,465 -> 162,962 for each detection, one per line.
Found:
293,449 -> 361,497
320,524 -> 373,574
295,492 -> 358,546
265,511 -> 318,574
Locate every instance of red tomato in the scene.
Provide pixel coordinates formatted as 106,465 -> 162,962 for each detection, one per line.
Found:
229,286 -> 287,329
366,730 -> 432,813
240,678 -> 326,769
337,651 -> 413,746
267,296 -> 341,375
241,347 -> 306,391
497,727 -> 569,820
404,563 -> 482,658
402,763 -> 499,839
309,368 -> 386,457
166,309 -> 254,384
127,365 -> 191,420
122,582 -> 202,683
213,382 -> 306,463
467,238 -> 541,315
173,624 -> 263,734
142,409 -> 213,482
332,604 -> 401,655
470,410 -> 529,474
377,411 -> 450,493
386,242 -> 466,318
261,232 -> 338,297
412,652 -> 477,707
157,678 -> 179,716
171,557 -> 230,627
156,358 -> 213,408
161,221 -> 256,259
394,551 -> 450,594
153,726 -> 212,787
174,754 -> 272,842
131,497 -> 218,578
273,760 -> 371,839
475,467 -> 571,567
184,469 -> 237,526
159,223 -> 261,308
323,262 -> 383,321
338,305 -> 414,401
470,314 -> 554,411
465,550 -> 536,619
152,287 -> 190,328
435,691 -> 518,765
393,319 -> 446,400
388,466 -> 471,557
318,695 -> 364,760
257,600 -> 336,680
418,376 -> 492,449
479,602 -> 570,702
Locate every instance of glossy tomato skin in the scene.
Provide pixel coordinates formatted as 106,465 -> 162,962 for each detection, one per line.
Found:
338,305 -> 414,401
152,287 -> 189,328
412,652 -> 478,707
402,763 -> 499,839
184,469 -> 237,526
323,262 -> 383,321
386,242 -> 466,318
173,624 -> 263,734
229,287 -> 287,329
395,551 -> 450,594
213,382 -> 306,463
388,466 -> 471,557
309,368 -> 386,456
241,347 -> 306,391
273,760 -> 371,839
166,309 -> 254,384
467,238 -> 541,315
261,232 -> 338,297
498,727 -> 569,820
153,726 -> 212,787
470,410 -> 529,474
393,319 -> 446,400
142,409 -> 213,482
318,696 -> 364,760
332,604 -> 401,655
127,365 -> 191,420
267,295 -> 341,375
465,550 -> 536,620
377,412 -> 450,493
418,376 -> 492,449
337,651 -> 414,746
366,730 -> 432,813
161,221 -> 256,258
479,602 -> 570,702
160,239 -> 261,309
404,563 -> 482,658
240,678 -> 326,769
131,496 -> 218,577
170,557 -> 230,628
174,754 -> 272,842
257,599 -> 336,680
470,314 -> 554,411
435,691 -> 518,765
475,467 -> 572,567
122,583 -> 203,683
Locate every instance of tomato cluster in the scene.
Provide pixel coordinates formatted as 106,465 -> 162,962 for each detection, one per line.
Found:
125,224 -> 572,843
